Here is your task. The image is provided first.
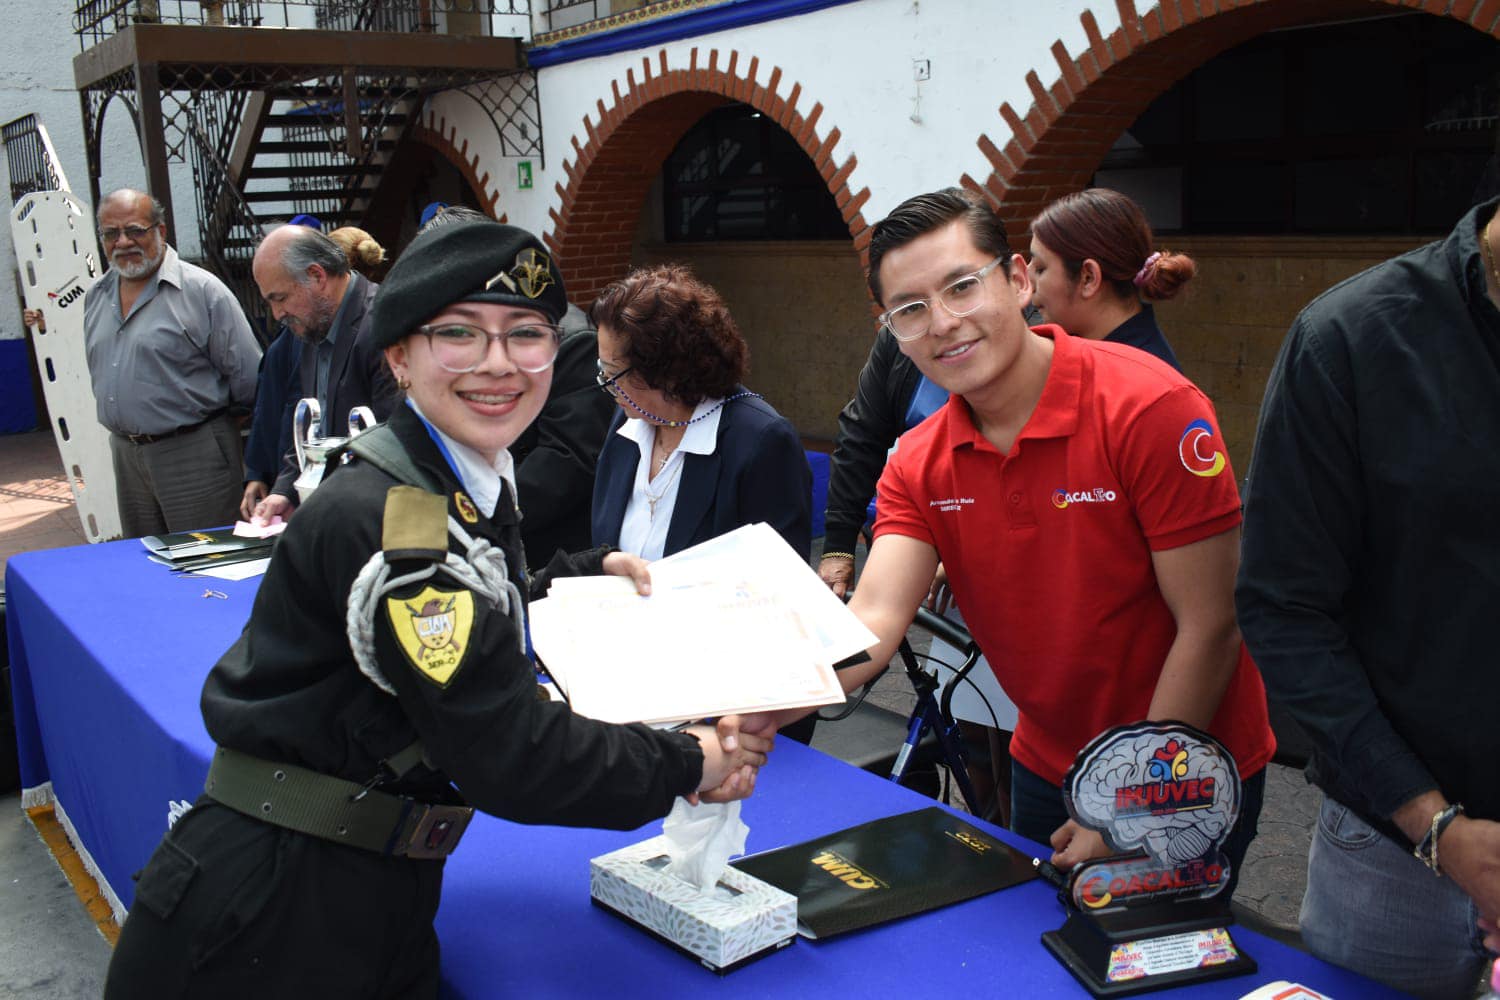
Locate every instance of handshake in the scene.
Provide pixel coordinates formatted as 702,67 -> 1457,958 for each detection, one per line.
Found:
683,713 -> 779,805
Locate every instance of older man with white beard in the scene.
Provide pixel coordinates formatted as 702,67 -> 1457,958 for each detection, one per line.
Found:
80,188 -> 261,537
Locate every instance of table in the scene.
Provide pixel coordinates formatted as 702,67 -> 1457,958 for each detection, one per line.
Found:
6,539 -> 1402,998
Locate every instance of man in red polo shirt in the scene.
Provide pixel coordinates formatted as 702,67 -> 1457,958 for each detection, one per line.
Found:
763,188 -> 1273,882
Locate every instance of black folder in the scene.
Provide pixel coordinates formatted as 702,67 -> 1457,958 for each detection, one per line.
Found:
730,806 -> 1037,939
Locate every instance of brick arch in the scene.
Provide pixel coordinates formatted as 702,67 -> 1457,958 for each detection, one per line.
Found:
408,115 -> 505,221
548,47 -> 870,304
967,0 -> 1500,239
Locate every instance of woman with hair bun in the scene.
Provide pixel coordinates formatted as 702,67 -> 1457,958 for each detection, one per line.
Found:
327,225 -> 388,281
1027,188 -> 1191,371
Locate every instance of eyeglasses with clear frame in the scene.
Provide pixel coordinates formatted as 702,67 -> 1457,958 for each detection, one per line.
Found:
415,322 -> 562,374
878,257 -> 1005,342
595,358 -> 634,397
99,224 -> 157,245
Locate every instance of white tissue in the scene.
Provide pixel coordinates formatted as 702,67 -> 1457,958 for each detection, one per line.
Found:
660,799 -> 749,894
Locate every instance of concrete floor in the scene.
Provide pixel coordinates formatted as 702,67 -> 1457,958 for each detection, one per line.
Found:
0,792 -> 112,998
0,431 -> 88,581
0,427 -> 1318,998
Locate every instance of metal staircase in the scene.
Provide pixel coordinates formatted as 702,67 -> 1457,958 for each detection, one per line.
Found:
186,79 -> 420,330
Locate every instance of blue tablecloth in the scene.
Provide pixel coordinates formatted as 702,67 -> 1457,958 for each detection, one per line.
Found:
6,538 -> 1403,998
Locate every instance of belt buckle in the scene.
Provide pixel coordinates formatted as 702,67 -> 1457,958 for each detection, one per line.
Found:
399,803 -> 474,859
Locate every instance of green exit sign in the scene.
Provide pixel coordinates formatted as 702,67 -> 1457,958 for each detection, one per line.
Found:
517,161 -> 533,190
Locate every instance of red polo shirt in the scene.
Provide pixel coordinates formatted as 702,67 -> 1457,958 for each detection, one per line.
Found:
875,326 -> 1274,785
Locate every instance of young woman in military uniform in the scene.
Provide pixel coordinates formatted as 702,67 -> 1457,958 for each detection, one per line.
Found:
104,220 -> 768,998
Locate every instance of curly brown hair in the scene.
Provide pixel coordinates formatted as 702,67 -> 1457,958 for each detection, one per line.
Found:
588,264 -> 749,407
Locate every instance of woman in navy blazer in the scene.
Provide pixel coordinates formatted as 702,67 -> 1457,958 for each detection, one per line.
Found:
589,265 -> 811,562
589,266 -> 814,742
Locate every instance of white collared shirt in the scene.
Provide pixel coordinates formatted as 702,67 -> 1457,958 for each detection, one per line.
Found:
405,399 -> 517,518
616,397 -> 726,560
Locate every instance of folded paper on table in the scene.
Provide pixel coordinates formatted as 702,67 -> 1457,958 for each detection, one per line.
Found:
192,557 -> 272,581
531,524 -> 865,725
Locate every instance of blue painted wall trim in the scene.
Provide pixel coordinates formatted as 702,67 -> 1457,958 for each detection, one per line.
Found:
528,0 -> 862,69
0,339 -> 39,434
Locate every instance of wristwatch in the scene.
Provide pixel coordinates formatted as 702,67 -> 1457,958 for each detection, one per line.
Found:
1413,802 -> 1464,875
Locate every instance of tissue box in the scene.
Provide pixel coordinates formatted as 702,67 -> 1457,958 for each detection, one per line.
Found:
590,835 -> 798,973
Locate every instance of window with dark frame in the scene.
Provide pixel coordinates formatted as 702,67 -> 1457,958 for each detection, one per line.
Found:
663,103 -> 849,242
1098,14 -> 1500,235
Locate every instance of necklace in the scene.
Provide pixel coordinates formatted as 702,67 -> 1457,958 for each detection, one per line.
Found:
652,432 -> 680,474
643,454 -> 684,521
1483,219 -> 1500,296
618,390 -> 762,428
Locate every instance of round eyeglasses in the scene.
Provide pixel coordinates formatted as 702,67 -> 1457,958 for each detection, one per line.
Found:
416,323 -> 562,374
878,257 -> 1005,342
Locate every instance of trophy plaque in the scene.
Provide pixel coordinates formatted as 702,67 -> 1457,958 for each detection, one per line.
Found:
292,398 -> 376,503
1041,722 -> 1256,996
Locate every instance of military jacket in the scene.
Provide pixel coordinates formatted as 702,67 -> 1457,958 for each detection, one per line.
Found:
202,404 -> 704,830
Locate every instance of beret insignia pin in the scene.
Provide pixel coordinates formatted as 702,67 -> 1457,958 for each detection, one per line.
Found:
510,248 -> 553,299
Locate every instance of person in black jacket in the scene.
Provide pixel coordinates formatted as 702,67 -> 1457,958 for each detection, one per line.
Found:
511,304 -> 617,570
1236,197 -> 1500,997
238,325 -> 301,518
105,220 -> 767,999
245,224 -> 400,522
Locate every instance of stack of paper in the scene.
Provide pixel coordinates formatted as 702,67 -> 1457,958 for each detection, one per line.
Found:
140,527 -> 276,576
530,523 -> 871,725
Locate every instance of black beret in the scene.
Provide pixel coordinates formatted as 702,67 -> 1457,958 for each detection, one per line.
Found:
370,220 -> 568,348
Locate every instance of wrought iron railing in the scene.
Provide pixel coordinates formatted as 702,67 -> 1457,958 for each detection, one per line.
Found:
74,0 -> 530,49
2,115 -> 69,204
536,0 -> 603,33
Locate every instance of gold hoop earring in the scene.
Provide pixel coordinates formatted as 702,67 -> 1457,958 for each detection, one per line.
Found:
397,375 -> 411,391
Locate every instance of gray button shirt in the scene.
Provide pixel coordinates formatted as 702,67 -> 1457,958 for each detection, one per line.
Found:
83,245 -> 261,437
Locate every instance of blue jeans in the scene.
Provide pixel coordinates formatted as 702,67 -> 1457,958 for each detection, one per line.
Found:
1300,796 -> 1489,999
1010,759 -> 1264,901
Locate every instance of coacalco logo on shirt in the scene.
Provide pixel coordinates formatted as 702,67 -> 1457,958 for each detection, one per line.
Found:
1178,419 -> 1227,478
386,586 -> 475,687
1052,487 -> 1118,509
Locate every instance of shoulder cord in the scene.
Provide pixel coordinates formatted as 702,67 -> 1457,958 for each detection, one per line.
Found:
345,514 -> 527,696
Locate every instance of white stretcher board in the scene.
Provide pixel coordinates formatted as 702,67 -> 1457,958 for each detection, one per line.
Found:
10,191 -> 120,542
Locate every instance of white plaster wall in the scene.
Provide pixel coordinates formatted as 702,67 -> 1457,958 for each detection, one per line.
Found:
494,0 -> 1122,238
422,87 -> 510,210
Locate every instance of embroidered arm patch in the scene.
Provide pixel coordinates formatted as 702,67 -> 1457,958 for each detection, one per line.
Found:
386,586 -> 475,687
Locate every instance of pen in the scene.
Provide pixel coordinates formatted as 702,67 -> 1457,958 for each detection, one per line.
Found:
1032,857 -> 1066,888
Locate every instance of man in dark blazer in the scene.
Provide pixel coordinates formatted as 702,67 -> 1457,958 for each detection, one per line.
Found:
590,391 -> 812,563
248,224 -> 398,521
